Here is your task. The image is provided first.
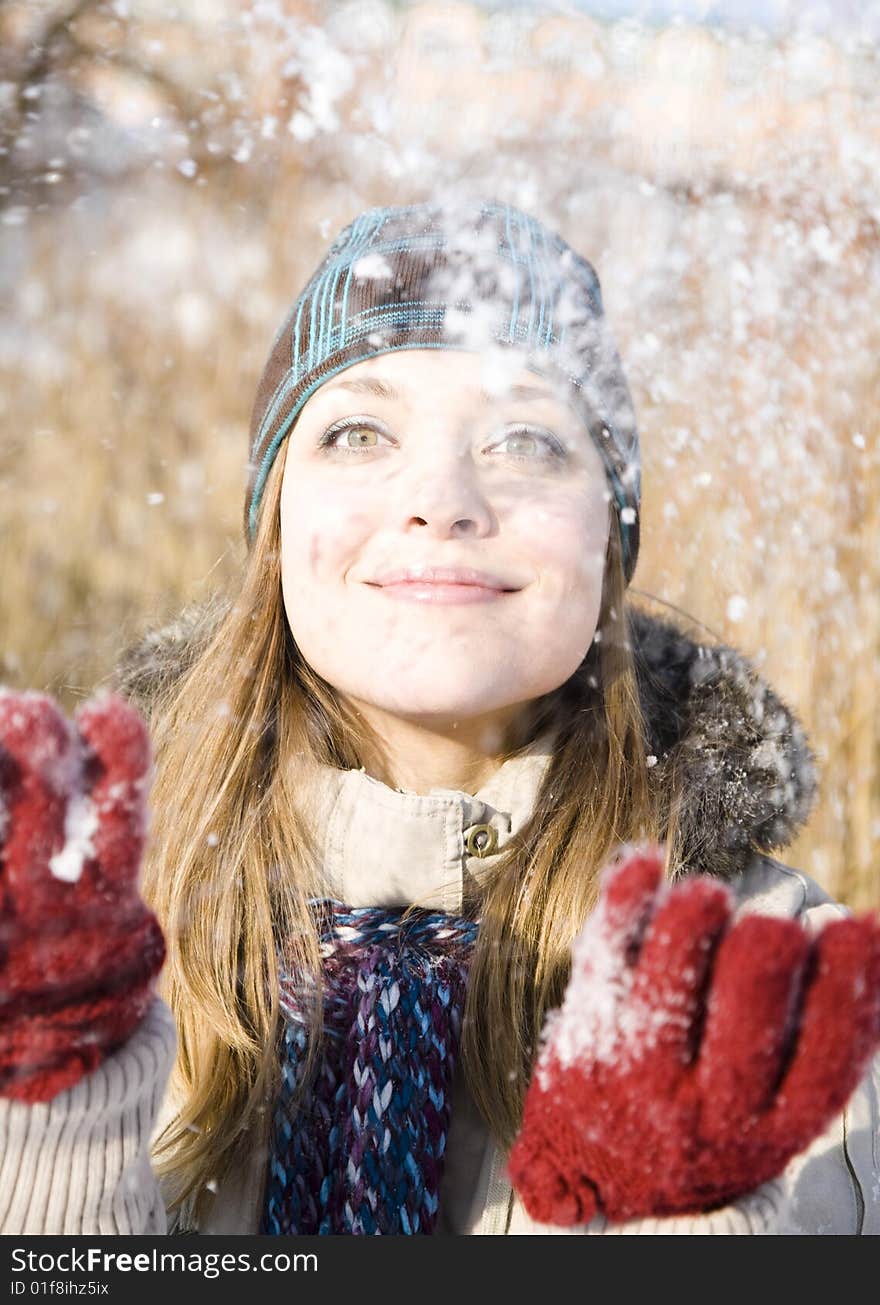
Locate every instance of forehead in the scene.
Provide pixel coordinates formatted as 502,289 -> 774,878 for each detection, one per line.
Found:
305,348 -> 573,408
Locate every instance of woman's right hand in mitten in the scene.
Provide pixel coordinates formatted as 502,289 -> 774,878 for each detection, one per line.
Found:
0,688 -> 166,1104
508,843 -> 880,1226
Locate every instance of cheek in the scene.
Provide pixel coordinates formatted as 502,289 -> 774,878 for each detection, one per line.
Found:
280,476 -> 373,584
509,491 -> 609,592
509,495 -> 609,679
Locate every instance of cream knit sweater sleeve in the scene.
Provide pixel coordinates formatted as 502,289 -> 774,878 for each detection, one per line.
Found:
0,998 -> 176,1235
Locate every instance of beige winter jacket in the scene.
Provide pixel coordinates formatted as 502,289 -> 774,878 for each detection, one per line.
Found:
1,727 -> 878,1236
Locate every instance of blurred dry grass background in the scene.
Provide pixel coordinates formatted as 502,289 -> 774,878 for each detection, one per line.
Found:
1,1 -> 878,907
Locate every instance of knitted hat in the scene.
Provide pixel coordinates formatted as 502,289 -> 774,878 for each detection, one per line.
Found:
245,198 -> 641,584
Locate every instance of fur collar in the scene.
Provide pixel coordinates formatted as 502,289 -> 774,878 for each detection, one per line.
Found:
110,594 -> 817,883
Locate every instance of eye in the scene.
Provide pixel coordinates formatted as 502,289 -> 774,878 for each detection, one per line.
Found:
317,419 -> 390,454
490,425 -> 566,461
316,418 -> 566,461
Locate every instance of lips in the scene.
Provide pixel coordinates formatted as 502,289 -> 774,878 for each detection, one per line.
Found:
368,566 -> 520,591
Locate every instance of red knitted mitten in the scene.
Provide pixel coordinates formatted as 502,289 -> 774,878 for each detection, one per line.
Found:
508,843 -> 880,1226
0,688 -> 166,1103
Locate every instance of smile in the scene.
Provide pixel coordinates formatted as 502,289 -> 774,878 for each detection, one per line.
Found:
367,582 -> 517,605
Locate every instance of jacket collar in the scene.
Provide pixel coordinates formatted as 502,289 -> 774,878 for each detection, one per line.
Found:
292,726 -> 557,912
111,595 -> 819,888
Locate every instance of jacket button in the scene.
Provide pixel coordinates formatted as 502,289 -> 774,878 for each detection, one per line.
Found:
465,823 -> 498,858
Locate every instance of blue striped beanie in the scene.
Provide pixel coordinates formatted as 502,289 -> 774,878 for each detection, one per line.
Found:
245,198 -> 641,584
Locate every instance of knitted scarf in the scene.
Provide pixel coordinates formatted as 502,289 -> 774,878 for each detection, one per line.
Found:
261,900 -> 480,1235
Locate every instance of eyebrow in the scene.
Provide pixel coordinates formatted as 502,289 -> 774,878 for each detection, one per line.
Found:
318,376 -> 561,405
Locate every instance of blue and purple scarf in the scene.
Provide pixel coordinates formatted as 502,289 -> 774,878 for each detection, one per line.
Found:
261,901 -> 479,1235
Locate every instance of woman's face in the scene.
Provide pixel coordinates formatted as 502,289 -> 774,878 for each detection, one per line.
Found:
279,349 -> 610,753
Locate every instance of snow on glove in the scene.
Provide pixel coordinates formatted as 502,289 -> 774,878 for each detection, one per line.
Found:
508,842 -> 880,1226
0,688 -> 166,1103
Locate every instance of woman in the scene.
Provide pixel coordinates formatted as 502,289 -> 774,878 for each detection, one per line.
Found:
0,198 -> 877,1235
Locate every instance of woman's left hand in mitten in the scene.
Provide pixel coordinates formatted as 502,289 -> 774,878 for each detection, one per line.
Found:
507,843 -> 880,1226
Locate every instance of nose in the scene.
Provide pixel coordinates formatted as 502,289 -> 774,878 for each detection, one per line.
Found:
396,448 -> 494,539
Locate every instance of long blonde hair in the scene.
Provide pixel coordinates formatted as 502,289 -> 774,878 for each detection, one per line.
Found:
138,432 -> 668,1217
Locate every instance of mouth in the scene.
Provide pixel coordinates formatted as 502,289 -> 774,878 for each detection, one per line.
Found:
362,564 -> 524,605
365,580 -> 520,605
367,566 -> 522,591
